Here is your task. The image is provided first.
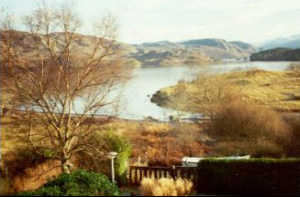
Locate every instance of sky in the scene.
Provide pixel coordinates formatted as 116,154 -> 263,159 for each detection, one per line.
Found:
1,0 -> 300,45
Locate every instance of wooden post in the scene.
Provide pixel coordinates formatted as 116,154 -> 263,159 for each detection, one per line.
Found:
129,167 -> 132,184
128,166 -> 199,186
158,169 -> 161,178
171,165 -> 176,179
154,169 -> 158,179
134,167 -> 138,184
140,168 -> 144,182
164,169 -> 168,178
146,168 -> 149,178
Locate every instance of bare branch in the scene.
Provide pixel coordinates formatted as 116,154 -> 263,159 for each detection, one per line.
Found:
1,2 -> 131,173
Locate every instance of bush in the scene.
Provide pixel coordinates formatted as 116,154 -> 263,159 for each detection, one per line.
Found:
140,177 -> 193,196
208,99 -> 292,157
18,169 -> 119,196
282,114 -> 300,156
75,130 -> 131,185
3,146 -> 51,178
102,131 -> 131,184
0,176 -> 13,195
287,62 -> 300,71
197,158 -> 300,195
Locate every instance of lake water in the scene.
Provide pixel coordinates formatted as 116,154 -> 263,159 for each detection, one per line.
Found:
77,61 -> 292,121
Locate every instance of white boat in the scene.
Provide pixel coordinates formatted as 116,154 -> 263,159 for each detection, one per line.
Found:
182,155 -> 251,167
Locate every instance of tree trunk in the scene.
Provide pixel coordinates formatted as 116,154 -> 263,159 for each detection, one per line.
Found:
61,154 -> 72,174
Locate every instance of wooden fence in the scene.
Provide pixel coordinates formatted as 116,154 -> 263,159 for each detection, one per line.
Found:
128,166 -> 198,186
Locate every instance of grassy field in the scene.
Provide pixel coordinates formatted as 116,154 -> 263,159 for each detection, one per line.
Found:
156,69 -> 300,112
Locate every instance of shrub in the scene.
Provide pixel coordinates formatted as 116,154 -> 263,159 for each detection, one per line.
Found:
140,178 -> 154,196
0,176 -> 13,195
208,99 -> 292,157
140,177 -> 193,196
175,178 -> 193,196
75,130 -> 131,185
127,121 -> 208,167
287,62 -> 300,71
282,113 -> 300,156
18,169 -> 119,196
102,131 -> 132,184
197,158 -> 300,195
3,146 -> 50,178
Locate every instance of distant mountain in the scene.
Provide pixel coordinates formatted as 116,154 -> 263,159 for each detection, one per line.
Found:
250,48 -> 300,61
230,41 -> 255,51
130,47 -> 212,66
179,39 -> 252,50
180,39 -> 256,60
0,30 -> 256,67
130,39 -> 256,66
137,40 -> 181,49
260,35 -> 300,50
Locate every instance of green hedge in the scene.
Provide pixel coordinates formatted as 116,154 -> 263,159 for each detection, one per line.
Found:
197,158 -> 300,195
18,169 -> 120,196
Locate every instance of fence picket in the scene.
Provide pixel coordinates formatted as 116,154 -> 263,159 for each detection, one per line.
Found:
128,166 -> 198,186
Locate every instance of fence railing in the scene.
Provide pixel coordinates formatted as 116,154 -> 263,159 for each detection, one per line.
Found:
128,166 -> 198,186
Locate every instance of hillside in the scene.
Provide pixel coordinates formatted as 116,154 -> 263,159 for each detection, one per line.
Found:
0,30 -> 256,67
132,39 -> 256,66
130,47 -> 213,66
181,39 -> 255,53
250,48 -> 300,61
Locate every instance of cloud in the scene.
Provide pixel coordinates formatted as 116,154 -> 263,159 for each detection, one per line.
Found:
1,0 -> 300,44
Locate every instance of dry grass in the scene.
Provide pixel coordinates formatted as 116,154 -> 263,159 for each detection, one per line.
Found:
287,62 -> 300,71
122,121 -> 209,166
160,69 -> 300,112
153,68 -> 300,157
95,118 -> 209,166
1,114 -> 209,172
208,99 -> 292,157
140,177 -> 193,196
281,113 -> 300,156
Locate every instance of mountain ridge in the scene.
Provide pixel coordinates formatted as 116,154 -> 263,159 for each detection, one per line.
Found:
132,38 -> 256,66
0,30 -> 256,67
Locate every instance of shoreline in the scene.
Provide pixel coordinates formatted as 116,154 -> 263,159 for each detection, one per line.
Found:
150,69 -> 300,114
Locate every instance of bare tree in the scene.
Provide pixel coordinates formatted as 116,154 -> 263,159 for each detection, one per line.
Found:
0,3 -> 131,173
